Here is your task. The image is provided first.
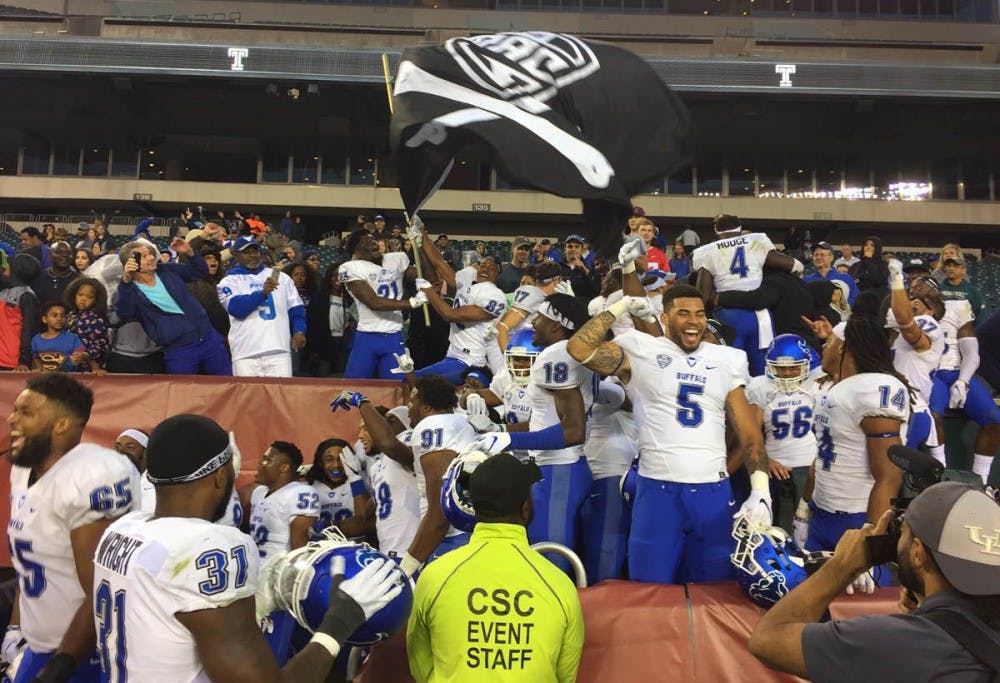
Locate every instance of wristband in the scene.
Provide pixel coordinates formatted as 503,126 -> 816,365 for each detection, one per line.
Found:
400,552 -> 422,578
749,470 -> 769,493
606,298 -> 630,319
309,632 -> 342,658
621,261 -> 636,275
795,499 -> 811,520
890,273 -> 905,291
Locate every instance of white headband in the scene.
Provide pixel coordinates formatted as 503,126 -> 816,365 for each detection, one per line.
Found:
117,429 -> 149,448
537,302 -> 577,330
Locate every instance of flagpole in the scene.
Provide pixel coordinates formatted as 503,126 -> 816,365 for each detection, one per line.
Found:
382,52 -> 431,327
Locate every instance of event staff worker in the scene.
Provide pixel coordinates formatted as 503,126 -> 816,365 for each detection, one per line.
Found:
407,453 -> 584,683
116,238 -> 231,375
751,482 -> 1000,682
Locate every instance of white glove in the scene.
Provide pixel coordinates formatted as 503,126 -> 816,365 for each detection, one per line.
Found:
415,278 -> 432,291
473,432 -> 513,456
888,259 -> 904,290
553,280 -> 574,296
949,380 -> 969,409
845,569 -> 876,595
587,296 -> 606,317
618,238 -> 643,274
792,499 -> 811,550
735,471 -> 773,531
1,626 -> 23,669
408,291 -> 428,309
790,258 -> 805,275
255,556 -> 283,622
390,348 -> 414,375
483,325 -> 498,341
335,556 -> 406,621
466,394 -> 502,433
607,295 -> 656,322
406,219 -> 423,248
228,431 -> 242,476
339,445 -> 362,484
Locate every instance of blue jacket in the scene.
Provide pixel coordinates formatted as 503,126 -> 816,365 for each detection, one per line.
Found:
804,269 -> 858,305
115,254 -> 215,350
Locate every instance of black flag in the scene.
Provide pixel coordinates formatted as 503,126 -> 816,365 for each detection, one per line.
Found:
390,32 -> 693,257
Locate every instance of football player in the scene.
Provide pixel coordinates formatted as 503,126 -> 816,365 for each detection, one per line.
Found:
7,374 -> 139,682
474,294 -> 595,573
339,230 -> 424,379
91,413 -> 402,683
407,221 -> 507,384
247,442 -> 319,558
303,438 -> 372,540
692,214 -> 802,375
567,284 -> 769,584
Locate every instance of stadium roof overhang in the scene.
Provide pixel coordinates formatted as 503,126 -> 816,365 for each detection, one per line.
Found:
1,35 -> 999,99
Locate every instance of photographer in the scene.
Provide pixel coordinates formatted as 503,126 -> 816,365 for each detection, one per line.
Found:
750,482 -> 1000,682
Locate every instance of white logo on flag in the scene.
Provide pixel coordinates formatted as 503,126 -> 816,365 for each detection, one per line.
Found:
228,47 -> 249,71
776,64 -> 796,88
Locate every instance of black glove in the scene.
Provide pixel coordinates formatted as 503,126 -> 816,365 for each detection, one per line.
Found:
31,653 -> 76,683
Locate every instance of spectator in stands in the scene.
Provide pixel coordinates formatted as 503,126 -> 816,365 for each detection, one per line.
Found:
940,256 -> 987,324
635,219 -> 669,272
31,240 -> 79,306
64,277 -> 110,372
472,241 -> 488,264
833,243 -> 860,270
627,206 -> 645,234
830,279 -> 852,322
406,453 -> 584,683
19,227 -> 50,269
91,222 -> 109,256
805,280 -> 843,328
180,246 -> 229,341
41,224 -> 55,245
976,307 -> 1000,392
675,224 -> 701,258
303,250 -> 321,272
30,301 -> 90,372
435,234 -> 460,270
279,209 -> 295,238
74,248 -> 93,274
578,236 -> 595,269
73,222 -> 90,249
0,253 -> 41,371
850,236 -> 890,298
498,237 -> 532,293
783,226 -> 805,261
561,235 -> 600,298
531,238 -> 562,264
669,242 -> 690,279
117,238 -> 231,375
217,237 -> 305,377
750,482 -> 1000,682
932,243 -> 964,284
303,265 -> 340,378
804,242 -> 858,305
284,260 -> 321,376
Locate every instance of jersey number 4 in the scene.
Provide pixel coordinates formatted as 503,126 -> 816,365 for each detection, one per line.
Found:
729,246 -> 749,279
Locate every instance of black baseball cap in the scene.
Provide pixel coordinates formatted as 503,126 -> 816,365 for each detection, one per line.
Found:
902,257 -> 930,273
470,454 -> 542,517
906,482 -> 1000,595
565,234 -> 585,244
813,241 -> 835,253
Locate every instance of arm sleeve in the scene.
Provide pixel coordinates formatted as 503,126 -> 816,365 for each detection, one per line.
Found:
957,336 -> 980,384
18,293 -> 39,366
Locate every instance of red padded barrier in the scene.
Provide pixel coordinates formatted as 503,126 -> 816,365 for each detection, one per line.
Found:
0,373 -> 402,566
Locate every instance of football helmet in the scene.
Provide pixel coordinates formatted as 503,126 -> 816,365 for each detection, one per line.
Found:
505,328 -> 543,387
619,456 -> 639,508
765,334 -> 812,392
731,513 -> 808,608
441,450 -> 492,532
267,529 -> 412,645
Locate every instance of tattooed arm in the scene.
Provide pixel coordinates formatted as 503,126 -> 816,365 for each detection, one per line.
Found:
566,310 -> 632,383
726,387 -> 768,474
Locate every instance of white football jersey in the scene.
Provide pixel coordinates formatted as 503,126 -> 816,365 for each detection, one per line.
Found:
370,438 -> 421,557
745,375 -> 817,470
9,444 -> 139,652
527,340 -> 596,466
411,413 -> 478,538
616,331 -> 749,483
812,373 -> 910,515
447,267 -> 506,366
938,299 -> 975,372
691,232 -> 776,292
890,314 -> 944,406
139,474 -> 242,527
312,480 -> 354,530
248,482 -> 319,558
217,269 -> 305,361
585,379 -> 638,480
338,252 -> 410,333
92,512 -> 258,683
489,369 -> 533,427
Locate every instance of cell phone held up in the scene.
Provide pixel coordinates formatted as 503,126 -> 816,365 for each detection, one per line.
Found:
133,252 -> 142,268
270,267 -> 281,283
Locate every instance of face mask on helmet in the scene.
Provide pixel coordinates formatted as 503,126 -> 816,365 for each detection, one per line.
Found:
441,450 -> 491,532
264,529 -> 413,645
730,514 -> 808,608
765,334 -> 812,392
505,328 -> 543,387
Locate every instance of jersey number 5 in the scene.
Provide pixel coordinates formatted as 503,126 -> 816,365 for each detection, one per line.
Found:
676,383 -> 705,427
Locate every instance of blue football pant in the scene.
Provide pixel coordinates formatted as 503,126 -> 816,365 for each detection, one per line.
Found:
528,458 -> 593,576
906,407 -> 934,449
15,649 -> 100,683
414,356 -> 470,385
628,475 -> 738,584
580,475 -> 630,584
716,307 -> 767,376
807,503 -> 891,586
930,370 -> 1000,425
428,532 -> 470,564
344,330 -> 406,380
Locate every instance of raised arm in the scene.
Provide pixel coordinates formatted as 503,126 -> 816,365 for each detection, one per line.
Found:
408,221 -> 455,289
888,262 -> 931,352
